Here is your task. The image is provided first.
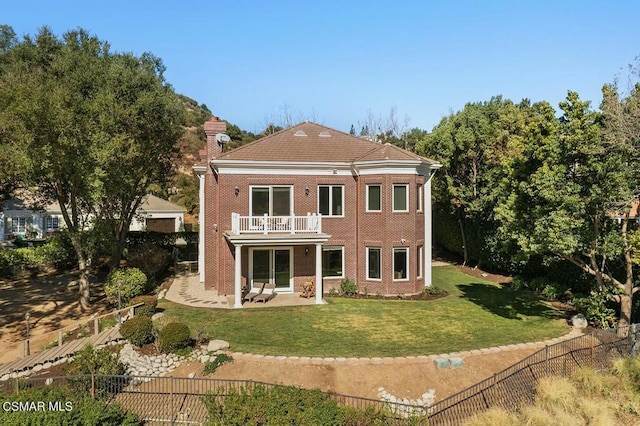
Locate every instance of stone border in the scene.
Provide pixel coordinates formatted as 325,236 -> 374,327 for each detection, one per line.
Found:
223,328 -> 583,365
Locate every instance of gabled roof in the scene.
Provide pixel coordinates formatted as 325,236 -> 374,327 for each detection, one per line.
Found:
138,194 -> 185,213
214,122 -> 439,165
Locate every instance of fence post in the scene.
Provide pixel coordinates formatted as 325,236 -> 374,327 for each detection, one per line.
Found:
632,324 -> 638,359
590,332 -> 594,366
91,373 -> 95,399
545,345 -> 549,376
58,330 -> 63,347
492,373 -> 498,406
94,318 -> 99,335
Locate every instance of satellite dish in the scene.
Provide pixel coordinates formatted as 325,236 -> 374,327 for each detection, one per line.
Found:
215,133 -> 231,144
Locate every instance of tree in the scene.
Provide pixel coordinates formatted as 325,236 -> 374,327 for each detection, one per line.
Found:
495,90 -> 640,326
0,27 -> 183,309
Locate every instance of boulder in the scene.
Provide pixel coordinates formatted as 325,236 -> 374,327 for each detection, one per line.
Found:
157,289 -> 167,300
207,340 -> 230,352
571,314 -> 588,329
151,312 -> 165,321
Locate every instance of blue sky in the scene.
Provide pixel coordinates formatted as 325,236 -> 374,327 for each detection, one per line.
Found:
4,1 -> 640,134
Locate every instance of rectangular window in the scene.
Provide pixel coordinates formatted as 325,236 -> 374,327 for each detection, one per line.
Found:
11,217 -> 26,233
366,247 -> 382,280
393,247 -> 409,281
46,216 -> 60,230
393,184 -> 408,212
417,184 -> 423,212
417,246 -> 423,278
250,186 -> 292,216
366,184 -> 381,212
322,246 -> 344,278
318,185 -> 344,216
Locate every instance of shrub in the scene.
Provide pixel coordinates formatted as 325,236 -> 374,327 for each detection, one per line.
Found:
203,384 -> 400,425
126,242 -> 171,290
129,295 -> 157,317
510,275 -> 528,291
120,316 -> 154,347
0,386 -> 141,426
573,288 -> 617,328
423,285 -> 446,296
203,354 -> 234,376
64,345 -> 126,399
340,277 -> 358,295
104,268 -> 147,306
157,322 -> 191,353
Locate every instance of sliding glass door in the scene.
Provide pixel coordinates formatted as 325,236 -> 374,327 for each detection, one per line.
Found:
250,247 -> 293,292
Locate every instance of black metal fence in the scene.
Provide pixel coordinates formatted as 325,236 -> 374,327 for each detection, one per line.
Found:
3,374 -> 426,425
427,325 -> 637,425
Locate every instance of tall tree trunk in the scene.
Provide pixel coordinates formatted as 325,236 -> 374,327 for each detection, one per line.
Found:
69,232 -> 91,310
457,209 -> 468,266
620,216 -> 634,327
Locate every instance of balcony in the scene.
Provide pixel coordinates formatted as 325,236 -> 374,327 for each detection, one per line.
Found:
230,213 -> 322,235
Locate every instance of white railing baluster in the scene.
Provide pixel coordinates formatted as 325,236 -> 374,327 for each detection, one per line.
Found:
232,214 -> 322,235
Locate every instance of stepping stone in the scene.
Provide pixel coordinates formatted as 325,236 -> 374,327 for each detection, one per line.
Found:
433,358 -> 450,369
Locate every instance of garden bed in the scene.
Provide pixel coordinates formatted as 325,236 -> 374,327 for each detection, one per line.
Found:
325,289 -> 448,301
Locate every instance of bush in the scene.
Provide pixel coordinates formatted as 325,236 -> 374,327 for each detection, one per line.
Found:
203,353 -> 234,376
340,277 -> 358,295
126,243 -> 171,290
129,295 -> 157,317
64,345 -> 126,399
157,322 -> 191,353
203,384 -> 401,425
0,386 -> 141,426
120,316 -> 154,347
573,288 -> 617,328
104,268 -> 147,306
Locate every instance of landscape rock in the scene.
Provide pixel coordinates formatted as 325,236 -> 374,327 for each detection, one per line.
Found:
157,289 -> 167,300
571,314 -> 588,329
207,340 -> 230,352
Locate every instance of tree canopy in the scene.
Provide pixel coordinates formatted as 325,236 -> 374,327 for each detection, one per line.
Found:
0,26 -> 184,308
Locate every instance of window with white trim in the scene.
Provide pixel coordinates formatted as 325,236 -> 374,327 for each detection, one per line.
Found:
322,246 -> 344,278
393,184 -> 408,212
366,247 -> 381,280
318,185 -> 344,216
250,186 -> 292,216
45,216 -> 60,230
393,247 -> 409,281
11,217 -> 26,233
366,184 -> 381,212
417,245 -> 423,278
417,184 -> 423,212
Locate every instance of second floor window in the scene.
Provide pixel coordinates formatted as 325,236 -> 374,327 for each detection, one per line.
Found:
393,184 -> 408,212
251,186 -> 292,216
366,184 -> 381,212
318,185 -> 343,216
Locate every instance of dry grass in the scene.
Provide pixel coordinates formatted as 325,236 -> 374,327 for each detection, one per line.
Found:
466,358 -> 640,426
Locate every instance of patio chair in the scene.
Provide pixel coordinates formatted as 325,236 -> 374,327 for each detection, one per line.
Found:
244,281 -> 265,302
254,283 -> 276,303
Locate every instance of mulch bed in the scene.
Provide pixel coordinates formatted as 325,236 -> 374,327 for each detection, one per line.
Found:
325,291 -> 448,301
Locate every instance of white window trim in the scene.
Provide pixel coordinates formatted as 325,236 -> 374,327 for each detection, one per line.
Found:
317,185 -> 345,217
365,184 -> 382,212
322,246 -> 345,279
366,247 -> 382,281
417,184 -> 423,212
417,245 -> 423,278
393,184 -> 409,212
12,217 -> 27,233
249,185 -> 294,216
393,247 -> 410,281
46,216 -> 60,230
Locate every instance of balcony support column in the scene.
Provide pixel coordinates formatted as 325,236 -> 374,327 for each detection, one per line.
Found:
234,244 -> 243,308
315,243 -> 323,304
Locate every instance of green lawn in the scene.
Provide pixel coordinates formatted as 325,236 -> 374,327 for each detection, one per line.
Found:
158,266 -> 569,357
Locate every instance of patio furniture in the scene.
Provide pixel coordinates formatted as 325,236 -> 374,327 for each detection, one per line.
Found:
244,281 -> 265,302
254,283 -> 275,303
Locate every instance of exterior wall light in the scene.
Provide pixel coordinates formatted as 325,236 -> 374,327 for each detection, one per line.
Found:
305,187 -> 310,196
234,186 -> 240,196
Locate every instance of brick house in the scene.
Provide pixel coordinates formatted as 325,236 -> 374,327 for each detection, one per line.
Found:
195,117 -> 441,307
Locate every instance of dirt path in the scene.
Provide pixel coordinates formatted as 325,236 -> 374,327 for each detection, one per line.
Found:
0,271 -> 110,363
167,347 -> 539,401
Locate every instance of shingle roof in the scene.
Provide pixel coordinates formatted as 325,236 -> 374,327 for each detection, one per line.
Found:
139,194 -> 185,213
215,122 -> 438,164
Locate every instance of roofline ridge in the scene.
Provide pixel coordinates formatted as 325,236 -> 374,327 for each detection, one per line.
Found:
217,123 -> 306,158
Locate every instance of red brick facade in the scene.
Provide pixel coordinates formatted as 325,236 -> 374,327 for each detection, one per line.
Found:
198,119 -> 439,298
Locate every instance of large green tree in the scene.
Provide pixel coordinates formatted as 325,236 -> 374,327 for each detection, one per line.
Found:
0,26 -> 183,309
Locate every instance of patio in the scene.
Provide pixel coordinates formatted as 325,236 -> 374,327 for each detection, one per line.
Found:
164,273 -> 320,309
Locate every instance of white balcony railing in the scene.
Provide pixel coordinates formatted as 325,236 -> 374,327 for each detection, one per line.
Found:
230,213 -> 322,235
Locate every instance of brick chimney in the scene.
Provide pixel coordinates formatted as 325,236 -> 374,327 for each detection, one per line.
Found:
203,115 -> 228,159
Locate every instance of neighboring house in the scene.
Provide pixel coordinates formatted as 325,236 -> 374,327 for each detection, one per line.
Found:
0,194 -> 185,240
195,117 -> 441,308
